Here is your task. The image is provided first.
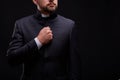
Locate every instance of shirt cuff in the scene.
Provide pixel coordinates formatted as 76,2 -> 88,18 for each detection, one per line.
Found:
34,37 -> 42,49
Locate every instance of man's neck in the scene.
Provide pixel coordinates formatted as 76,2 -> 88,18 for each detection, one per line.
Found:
34,10 -> 57,20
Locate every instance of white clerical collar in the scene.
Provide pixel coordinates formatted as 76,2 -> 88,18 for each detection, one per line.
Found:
41,14 -> 50,18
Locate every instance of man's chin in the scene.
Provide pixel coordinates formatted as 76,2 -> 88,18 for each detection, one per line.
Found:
42,6 -> 57,14
48,7 -> 56,11
46,8 -> 56,13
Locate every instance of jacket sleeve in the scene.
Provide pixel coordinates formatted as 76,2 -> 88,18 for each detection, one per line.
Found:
69,22 -> 81,80
7,21 -> 38,65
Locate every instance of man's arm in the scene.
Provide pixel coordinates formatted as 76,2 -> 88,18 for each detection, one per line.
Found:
7,21 -> 53,64
7,22 -> 39,64
69,22 -> 81,80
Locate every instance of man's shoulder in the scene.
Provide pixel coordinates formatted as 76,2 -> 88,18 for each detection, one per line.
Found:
15,14 -> 35,23
57,15 -> 75,24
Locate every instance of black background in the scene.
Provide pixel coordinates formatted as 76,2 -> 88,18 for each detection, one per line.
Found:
0,0 -> 120,80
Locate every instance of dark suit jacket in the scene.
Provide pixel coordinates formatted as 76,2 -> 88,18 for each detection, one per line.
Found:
7,11 -> 79,80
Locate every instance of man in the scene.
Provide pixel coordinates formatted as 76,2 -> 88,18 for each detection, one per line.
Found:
7,0 -> 79,80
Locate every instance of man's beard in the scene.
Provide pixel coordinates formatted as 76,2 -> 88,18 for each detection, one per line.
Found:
41,4 -> 57,14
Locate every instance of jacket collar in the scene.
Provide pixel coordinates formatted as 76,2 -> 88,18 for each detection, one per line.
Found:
34,10 -> 57,21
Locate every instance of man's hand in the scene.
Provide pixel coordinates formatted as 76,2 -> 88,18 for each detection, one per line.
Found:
37,26 -> 53,45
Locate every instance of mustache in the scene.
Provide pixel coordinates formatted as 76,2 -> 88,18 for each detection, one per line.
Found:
47,2 -> 56,6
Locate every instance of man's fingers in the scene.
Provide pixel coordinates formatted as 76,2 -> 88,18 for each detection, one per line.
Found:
46,30 -> 52,34
43,26 -> 51,30
48,34 -> 53,40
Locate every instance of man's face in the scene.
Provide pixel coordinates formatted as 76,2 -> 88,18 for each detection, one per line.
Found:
34,0 -> 58,14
